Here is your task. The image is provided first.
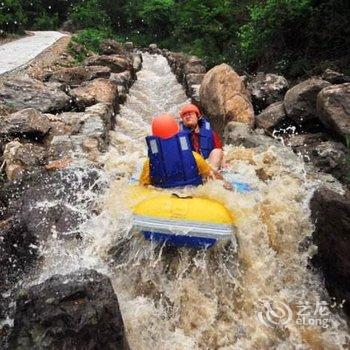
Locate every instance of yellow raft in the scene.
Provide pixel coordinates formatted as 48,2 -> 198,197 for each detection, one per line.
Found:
129,186 -> 237,248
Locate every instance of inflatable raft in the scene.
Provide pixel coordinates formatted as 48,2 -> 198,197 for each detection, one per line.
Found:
130,186 -> 237,248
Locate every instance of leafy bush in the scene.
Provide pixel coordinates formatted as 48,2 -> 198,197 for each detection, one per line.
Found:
68,0 -> 112,30
0,0 -> 26,33
32,12 -> 59,30
69,28 -> 114,61
238,0 -> 313,69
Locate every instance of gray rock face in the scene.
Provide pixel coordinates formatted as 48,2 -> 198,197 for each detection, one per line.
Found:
248,72 -> 289,112
317,83 -> 350,141
84,54 -> 132,73
0,77 -> 71,113
69,78 -> 118,111
256,101 -> 287,131
0,168 -> 105,242
9,269 -> 129,350
48,103 -> 114,159
49,65 -> 111,86
284,78 -> 331,123
310,188 -> 350,318
0,108 -> 51,138
285,133 -> 350,184
224,121 -> 277,148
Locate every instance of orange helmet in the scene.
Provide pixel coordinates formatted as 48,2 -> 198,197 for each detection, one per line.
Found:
152,114 -> 179,139
180,104 -> 200,118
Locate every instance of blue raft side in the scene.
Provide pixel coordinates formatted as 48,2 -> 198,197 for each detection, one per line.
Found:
142,231 -> 216,249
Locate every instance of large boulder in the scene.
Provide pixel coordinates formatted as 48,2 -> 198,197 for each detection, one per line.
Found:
316,83 -> 350,141
9,269 -> 129,349
0,77 -> 71,113
247,72 -> 289,113
224,121 -> 277,149
0,167 -> 105,242
200,64 -> 254,132
310,188 -> 350,317
69,78 -> 119,111
284,78 -> 330,123
84,54 -> 132,74
255,101 -> 287,132
286,133 -> 350,184
322,69 -> 350,84
0,109 -> 51,139
49,65 -> 111,86
99,39 -> 124,55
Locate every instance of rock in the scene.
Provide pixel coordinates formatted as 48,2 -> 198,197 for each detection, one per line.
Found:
184,73 -> 205,99
185,73 -> 205,87
3,141 -> 46,180
256,101 -> 287,131
99,39 -> 124,55
149,43 -> 159,54
50,65 -> 111,86
132,53 -> 142,72
9,269 -> 129,349
284,78 -> 331,123
45,157 -> 72,171
84,55 -> 132,73
310,188 -> 350,317
316,83 -> 350,141
0,77 -> 71,113
124,41 -> 134,51
247,72 -> 289,113
0,108 -> 51,139
184,57 -> 206,75
48,103 -> 114,158
200,64 -> 254,132
69,78 -> 118,111
285,133 -> 350,184
0,168 -> 105,242
322,69 -> 350,84
224,121 -> 277,148
188,84 -> 201,103
110,71 -> 133,89
0,217 -> 38,294
110,71 -> 133,103
0,103 -> 16,116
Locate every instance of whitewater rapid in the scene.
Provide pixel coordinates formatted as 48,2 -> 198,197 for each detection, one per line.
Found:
35,53 -> 349,349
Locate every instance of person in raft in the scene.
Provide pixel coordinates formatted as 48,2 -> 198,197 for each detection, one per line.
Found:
179,103 -> 224,171
139,114 -> 231,189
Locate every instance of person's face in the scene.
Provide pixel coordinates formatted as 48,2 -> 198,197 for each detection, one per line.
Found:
181,112 -> 198,129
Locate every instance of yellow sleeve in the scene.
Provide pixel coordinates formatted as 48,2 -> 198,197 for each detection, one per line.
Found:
139,160 -> 151,186
192,152 -> 212,176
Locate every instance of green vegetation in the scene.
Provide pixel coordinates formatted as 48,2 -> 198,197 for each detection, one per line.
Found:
1,0 -> 349,77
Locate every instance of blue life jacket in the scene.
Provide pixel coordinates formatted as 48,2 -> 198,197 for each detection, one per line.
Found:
146,131 -> 203,188
179,117 -> 215,159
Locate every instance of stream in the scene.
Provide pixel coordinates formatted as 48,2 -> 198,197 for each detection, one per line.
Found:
31,53 -> 349,349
